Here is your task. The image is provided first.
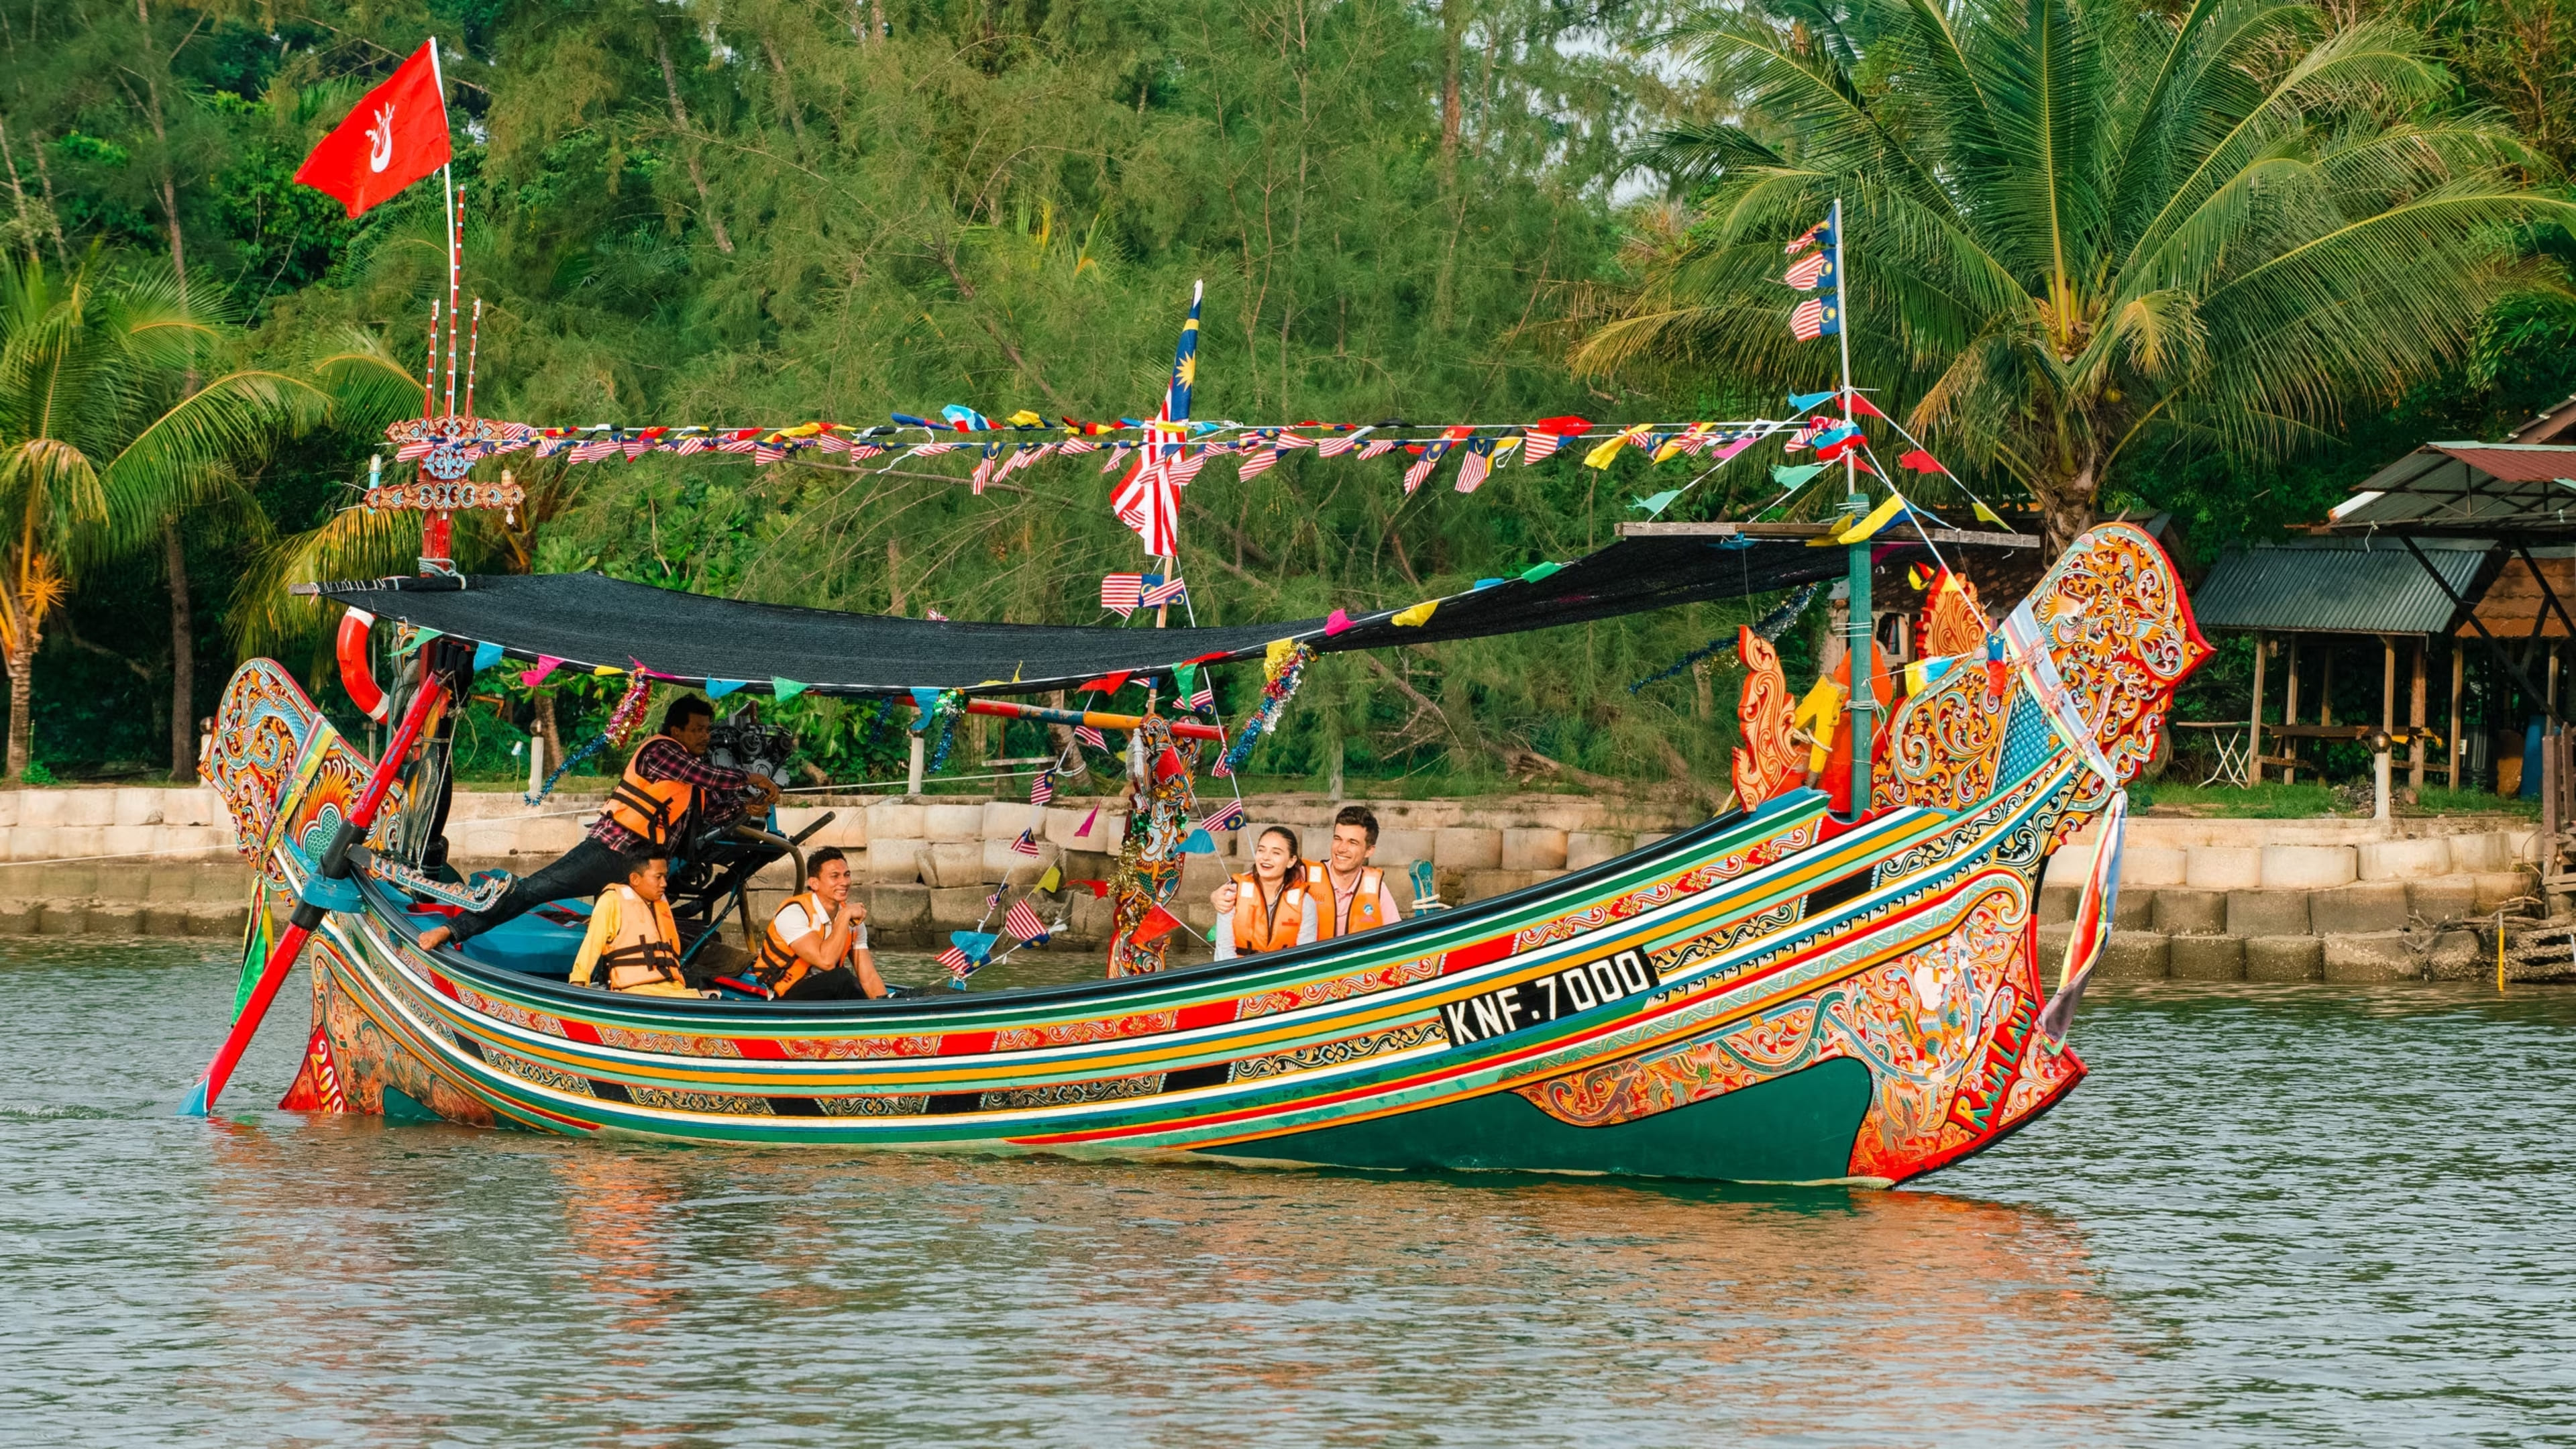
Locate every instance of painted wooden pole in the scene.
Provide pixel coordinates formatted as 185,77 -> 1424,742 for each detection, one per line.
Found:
180,672 -> 449,1116
964,696 -> 1224,741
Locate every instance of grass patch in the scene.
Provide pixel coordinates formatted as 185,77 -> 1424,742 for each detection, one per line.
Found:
2133,780 -> 2535,819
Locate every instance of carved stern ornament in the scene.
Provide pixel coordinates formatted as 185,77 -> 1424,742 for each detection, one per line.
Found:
1731,626 -> 1799,810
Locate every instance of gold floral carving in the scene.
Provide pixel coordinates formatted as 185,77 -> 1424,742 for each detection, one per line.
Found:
1731,626 -> 1798,809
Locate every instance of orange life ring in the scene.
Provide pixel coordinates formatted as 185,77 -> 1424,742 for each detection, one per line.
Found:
337,608 -> 390,722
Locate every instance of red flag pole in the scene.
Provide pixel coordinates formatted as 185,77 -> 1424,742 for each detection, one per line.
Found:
179,668 -> 449,1116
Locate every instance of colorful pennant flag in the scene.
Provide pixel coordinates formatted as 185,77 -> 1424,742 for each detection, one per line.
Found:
471,640 -> 503,674
771,677 -> 810,702
706,679 -> 747,699
1629,490 -> 1683,517
1129,904 -> 1183,945
521,656 -> 563,688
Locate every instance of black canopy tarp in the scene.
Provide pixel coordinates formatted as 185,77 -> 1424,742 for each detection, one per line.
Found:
315,535 -> 1893,697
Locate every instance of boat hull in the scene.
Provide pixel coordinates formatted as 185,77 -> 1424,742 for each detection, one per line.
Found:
207,523 -> 2200,1184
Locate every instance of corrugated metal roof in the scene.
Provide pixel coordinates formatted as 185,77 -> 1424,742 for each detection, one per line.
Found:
2191,540 -> 2489,634
2325,443 -> 2576,537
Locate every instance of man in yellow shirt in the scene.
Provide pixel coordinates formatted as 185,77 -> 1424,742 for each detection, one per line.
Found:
569,853 -> 702,997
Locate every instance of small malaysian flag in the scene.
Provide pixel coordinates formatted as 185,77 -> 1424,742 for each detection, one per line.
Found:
394,439 -> 433,462
1790,296 -> 1838,341
847,443 -> 884,460
1005,896 -> 1049,944
1521,429 -> 1564,463
913,442 -> 960,458
1101,442 -> 1132,474
1140,576 -> 1188,609
1100,574 -> 1145,617
1010,828 -> 1042,857
1786,218 -> 1831,254
1166,449 -> 1207,485
1185,676 -> 1214,712
1454,437 -> 1495,494
623,438 -> 653,461
675,433 -> 709,455
1199,798 -> 1246,834
753,442 -> 785,464
1075,724 -> 1107,750
573,437 -> 621,463
938,943 -> 975,976
1237,447 -> 1282,480
1357,437 -> 1398,460
1403,441 -> 1451,494
1275,432 -> 1316,450
1059,439 -> 1100,455
1317,432 -> 1362,458
1782,249 -> 1832,290
814,433 -> 851,453
1030,770 -> 1055,806
717,429 -> 760,454
969,446 -> 999,494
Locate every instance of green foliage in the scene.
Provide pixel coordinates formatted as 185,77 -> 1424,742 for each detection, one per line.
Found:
1581,0 -> 2576,551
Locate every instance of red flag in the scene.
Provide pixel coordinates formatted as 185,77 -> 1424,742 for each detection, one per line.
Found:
1130,904 -> 1183,945
1077,670 -> 1132,695
1845,392 -> 1887,419
292,41 -> 451,218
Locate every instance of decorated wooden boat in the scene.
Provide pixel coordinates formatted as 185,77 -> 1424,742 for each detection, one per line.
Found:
187,522 -> 2200,1185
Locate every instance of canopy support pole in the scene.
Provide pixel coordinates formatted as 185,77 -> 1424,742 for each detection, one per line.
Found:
1832,195 -> 1871,819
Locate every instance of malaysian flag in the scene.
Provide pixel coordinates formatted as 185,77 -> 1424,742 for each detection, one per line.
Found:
675,433 -> 710,455
1783,249 -> 1833,290
938,943 -> 976,977
1237,445 -> 1282,480
970,445 -> 1000,494
716,429 -> 760,454
1521,429 -> 1564,464
1140,576 -> 1187,609
1100,442 -> 1132,474
1059,439 -> 1100,455
1199,798 -> 1246,834
1275,432 -> 1315,450
1790,295 -> 1839,341
1786,416 -> 1831,451
572,437 -> 620,463
623,437 -> 655,461
846,443 -> 884,460
913,442 -> 960,458
1111,283 -> 1201,557
1403,441 -> 1452,494
753,441 -> 785,464
1317,430 -> 1364,458
1185,674 -> 1214,711
1010,828 -> 1042,857
1786,217 -> 1833,254
1004,896 -> 1050,945
1454,437 -> 1495,494
1357,437 -> 1398,460
813,433 -> 851,453
1030,770 -> 1055,806
1100,574 -> 1145,617
1075,724 -> 1107,750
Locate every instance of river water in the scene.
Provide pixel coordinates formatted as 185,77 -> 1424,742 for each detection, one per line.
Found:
2,938 -> 2569,1448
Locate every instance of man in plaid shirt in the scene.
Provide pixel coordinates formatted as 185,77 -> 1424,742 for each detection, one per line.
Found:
419,696 -> 779,954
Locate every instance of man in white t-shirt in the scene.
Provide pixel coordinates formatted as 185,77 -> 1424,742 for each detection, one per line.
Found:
753,848 -> 892,999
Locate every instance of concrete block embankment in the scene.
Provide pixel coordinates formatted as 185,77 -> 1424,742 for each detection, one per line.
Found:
2040,815 -> 2541,981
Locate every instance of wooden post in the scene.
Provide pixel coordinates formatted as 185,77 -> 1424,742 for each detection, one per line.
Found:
2249,632 -> 2267,786
2449,644 -> 2465,788
2284,637 -> 2302,786
2409,640 -> 2428,792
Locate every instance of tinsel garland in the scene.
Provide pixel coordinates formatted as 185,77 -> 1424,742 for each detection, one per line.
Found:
1626,582 -> 1823,695
920,688 -> 967,772
1217,643 -> 1315,776
1107,715 -> 1199,978
524,674 -> 656,806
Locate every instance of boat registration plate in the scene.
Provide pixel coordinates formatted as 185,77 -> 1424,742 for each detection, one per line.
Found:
1440,948 -> 1660,1048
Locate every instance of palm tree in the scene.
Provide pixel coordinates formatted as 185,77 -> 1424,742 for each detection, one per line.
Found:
0,256 -> 321,781
1577,0 -> 2576,551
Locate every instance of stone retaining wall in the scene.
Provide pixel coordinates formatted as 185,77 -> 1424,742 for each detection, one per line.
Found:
1,788 -> 2554,979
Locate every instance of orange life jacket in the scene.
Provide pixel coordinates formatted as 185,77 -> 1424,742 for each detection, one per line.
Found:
601,734 -> 698,850
579,886 -> 686,993
1230,871 -> 1309,955
755,889 -> 842,994
1309,863 -> 1387,941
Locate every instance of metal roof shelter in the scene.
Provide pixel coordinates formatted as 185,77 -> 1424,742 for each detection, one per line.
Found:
2192,537 -> 2489,636
2325,442 -> 2576,541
